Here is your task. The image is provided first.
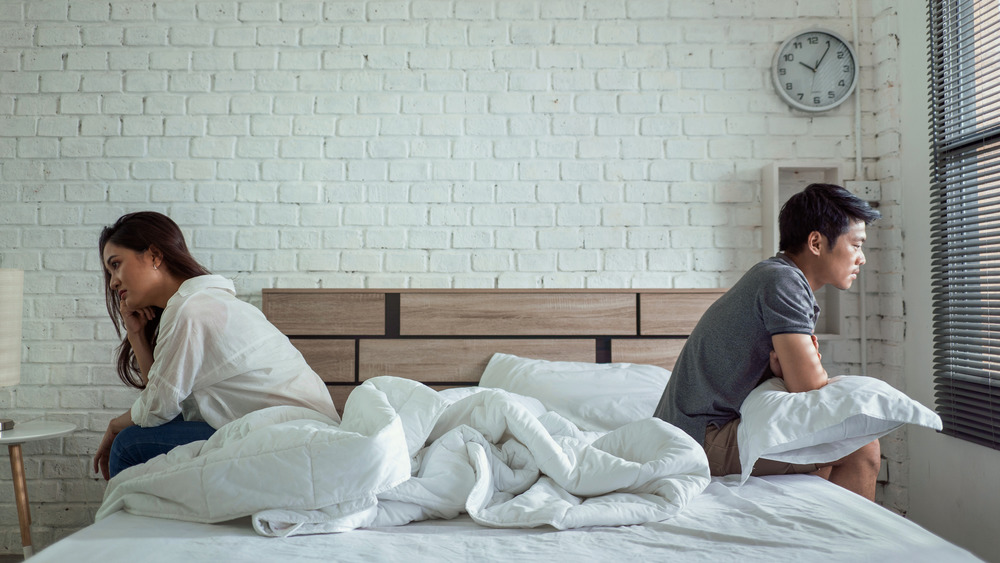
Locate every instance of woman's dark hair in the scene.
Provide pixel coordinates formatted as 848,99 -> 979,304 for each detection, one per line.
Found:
778,183 -> 881,254
99,212 -> 210,389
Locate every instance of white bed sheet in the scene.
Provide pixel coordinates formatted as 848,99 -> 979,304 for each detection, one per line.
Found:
34,475 -> 980,563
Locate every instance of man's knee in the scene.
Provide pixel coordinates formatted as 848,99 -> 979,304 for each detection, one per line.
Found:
849,439 -> 881,474
828,439 -> 880,471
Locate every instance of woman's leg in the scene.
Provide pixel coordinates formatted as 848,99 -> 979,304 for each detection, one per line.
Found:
109,419 -> 215,478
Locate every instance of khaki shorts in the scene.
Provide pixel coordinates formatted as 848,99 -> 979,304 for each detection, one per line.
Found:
704,418 -> 819,477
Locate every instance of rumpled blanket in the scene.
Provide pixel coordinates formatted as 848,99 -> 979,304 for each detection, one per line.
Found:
97,376 -> 710,537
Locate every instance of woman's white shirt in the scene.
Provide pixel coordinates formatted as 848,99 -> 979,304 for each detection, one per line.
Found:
130,275 -> 341,428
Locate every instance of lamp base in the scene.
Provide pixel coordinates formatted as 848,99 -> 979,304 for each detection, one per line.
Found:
0,418 -> 13,431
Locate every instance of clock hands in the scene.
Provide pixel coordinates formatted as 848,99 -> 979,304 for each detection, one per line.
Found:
814,41 -> 831,69
797,40 -> 832,75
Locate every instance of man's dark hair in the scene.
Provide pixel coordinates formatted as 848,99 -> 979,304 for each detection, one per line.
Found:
778,183 -> 881,253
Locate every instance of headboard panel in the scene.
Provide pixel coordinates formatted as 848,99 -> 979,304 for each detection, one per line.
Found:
397,292 -> 637,335
262,289 -> 725,411
358,338 -> 594,382
263,290 -> 386,335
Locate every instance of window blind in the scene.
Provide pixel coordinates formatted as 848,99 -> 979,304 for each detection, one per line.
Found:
929,0 -> 1000,450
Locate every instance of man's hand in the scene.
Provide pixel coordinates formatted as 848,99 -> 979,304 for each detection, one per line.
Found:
769,349 -> 783,379
810,333 -> 822,361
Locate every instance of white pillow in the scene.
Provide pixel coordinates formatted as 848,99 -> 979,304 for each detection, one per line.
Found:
478,352 -> 671,432
737,375 -> 942,484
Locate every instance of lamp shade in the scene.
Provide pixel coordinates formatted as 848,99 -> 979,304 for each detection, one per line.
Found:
0,269 -> 24,388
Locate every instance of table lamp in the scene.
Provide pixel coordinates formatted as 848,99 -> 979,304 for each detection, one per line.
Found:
0,269 -> 23,431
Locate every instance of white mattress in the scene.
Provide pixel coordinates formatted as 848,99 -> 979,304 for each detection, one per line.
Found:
34,475 -> 980,563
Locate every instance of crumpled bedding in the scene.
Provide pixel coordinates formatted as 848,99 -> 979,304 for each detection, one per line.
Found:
96,376 -> 710,537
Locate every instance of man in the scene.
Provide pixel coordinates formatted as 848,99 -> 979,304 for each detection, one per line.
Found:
653,183 -> 883,500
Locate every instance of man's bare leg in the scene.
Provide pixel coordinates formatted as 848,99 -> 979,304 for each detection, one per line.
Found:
811,439 -> 881,501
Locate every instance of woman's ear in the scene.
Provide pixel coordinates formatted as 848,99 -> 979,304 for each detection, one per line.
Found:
147,244 -> 164,270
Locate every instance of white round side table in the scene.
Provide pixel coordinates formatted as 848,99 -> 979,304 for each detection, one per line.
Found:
0,420 -> 76,559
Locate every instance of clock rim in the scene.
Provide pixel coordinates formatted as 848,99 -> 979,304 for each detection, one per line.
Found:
771,27 -> 859,113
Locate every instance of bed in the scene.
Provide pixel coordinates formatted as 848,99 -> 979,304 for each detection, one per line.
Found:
33,288 -> 980,562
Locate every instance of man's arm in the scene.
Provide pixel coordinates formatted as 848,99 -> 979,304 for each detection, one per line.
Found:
770,333 -> 828,393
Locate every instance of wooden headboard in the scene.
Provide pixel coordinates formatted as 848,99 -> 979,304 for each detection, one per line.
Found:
262,289 -> 725,410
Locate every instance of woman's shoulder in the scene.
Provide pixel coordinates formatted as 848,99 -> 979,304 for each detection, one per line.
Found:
176,275 -> 236,298
165,276 -> 239,325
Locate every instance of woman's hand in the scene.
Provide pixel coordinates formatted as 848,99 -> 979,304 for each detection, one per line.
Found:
120,299 -> 156,386
93,411 -> 134,481
119,299 -> 155,336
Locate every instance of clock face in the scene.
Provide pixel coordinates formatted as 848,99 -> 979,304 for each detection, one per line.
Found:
772,29 -> 858,112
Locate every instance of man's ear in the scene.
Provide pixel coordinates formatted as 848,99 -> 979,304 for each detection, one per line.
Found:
806,231 -> 825,256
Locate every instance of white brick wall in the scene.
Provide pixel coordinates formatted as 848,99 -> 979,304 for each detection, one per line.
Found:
869,0 -> 906,513
0,0 -> 900,552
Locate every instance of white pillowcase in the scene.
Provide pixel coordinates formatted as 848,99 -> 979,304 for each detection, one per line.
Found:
737,375 -> 942,484
478,352 -> 671,432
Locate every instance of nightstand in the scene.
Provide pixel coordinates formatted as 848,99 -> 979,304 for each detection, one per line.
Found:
0,421 -> 76,559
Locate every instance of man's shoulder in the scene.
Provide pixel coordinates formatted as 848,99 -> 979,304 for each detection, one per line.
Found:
738,256 -> 809,289
750,255 -> 799,275
718,257 -> 815,319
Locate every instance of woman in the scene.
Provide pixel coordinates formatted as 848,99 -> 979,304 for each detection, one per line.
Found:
94,212 -> 339,480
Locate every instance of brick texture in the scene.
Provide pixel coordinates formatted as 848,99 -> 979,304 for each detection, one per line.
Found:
0,0 -> 902,552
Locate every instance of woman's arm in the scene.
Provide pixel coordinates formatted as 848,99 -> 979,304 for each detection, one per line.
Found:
128,331 -> 153,387
131,297 -> 222,427
121,300 -> 156,386
93,410 -> 134,481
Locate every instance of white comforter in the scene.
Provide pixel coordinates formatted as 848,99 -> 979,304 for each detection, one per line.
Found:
96,377 -> 710,537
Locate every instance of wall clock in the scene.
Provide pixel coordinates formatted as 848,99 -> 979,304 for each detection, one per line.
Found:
772,29 -> 858,112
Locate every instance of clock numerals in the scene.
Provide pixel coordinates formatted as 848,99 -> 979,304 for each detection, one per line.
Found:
773,30 -> 857,112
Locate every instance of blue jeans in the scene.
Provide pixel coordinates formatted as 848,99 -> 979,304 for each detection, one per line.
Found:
109,417 -> 216,478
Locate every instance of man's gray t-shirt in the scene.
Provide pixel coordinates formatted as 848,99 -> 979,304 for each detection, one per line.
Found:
653,254 -> 819,445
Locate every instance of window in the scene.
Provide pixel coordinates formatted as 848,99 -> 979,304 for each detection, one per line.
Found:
929,0 -> 1000,449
